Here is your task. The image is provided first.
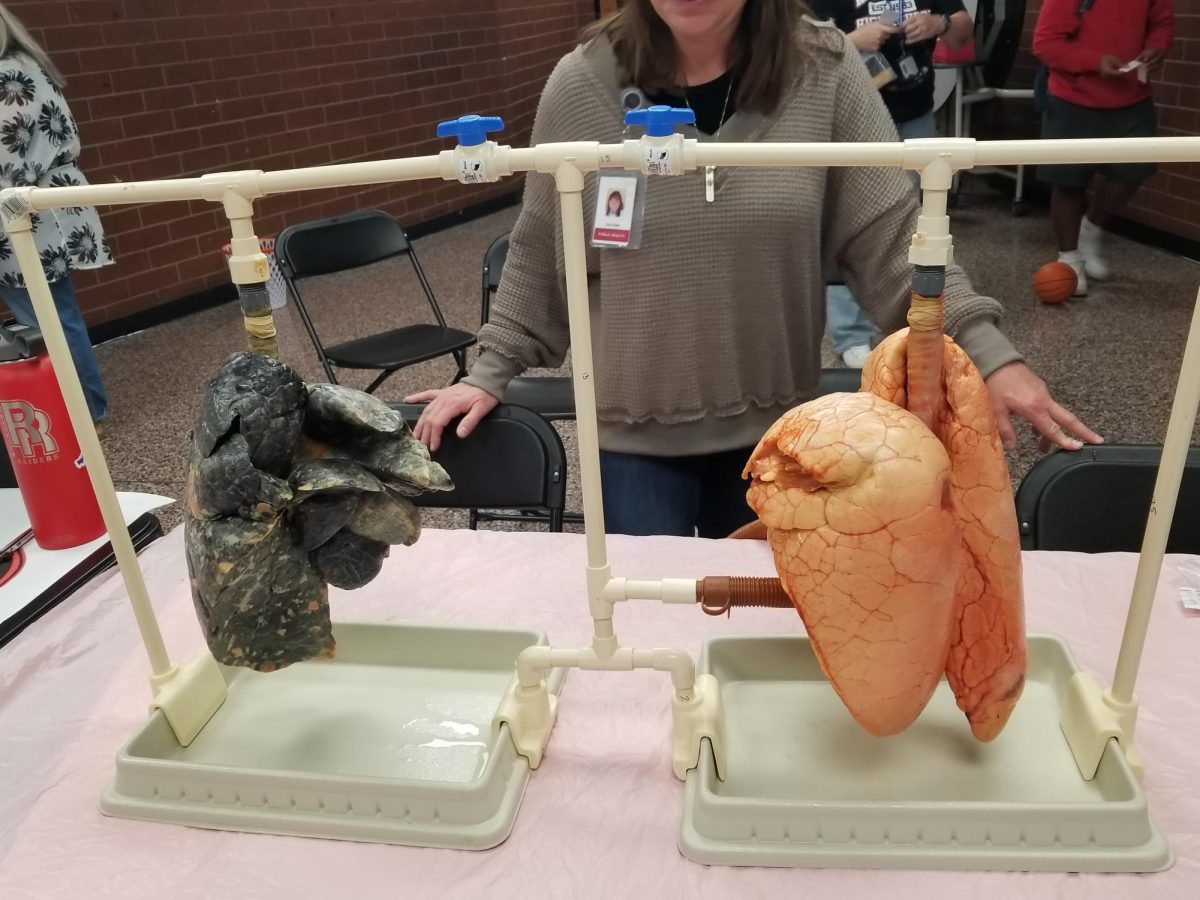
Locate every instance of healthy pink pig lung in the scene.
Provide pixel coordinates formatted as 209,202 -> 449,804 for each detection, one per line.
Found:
746,390 -> 962,736
744,331 -> 1026,741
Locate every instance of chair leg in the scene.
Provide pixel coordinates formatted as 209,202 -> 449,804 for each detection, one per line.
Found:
408,245 -> 452,329
282,278 -> 337,383
549,508 -> 563,533
363,369 -> 397,394
469,509 -> 479,530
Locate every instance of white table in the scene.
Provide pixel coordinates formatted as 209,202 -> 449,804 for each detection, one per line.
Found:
0,491 -> 169,644
1,528 -> 1198,899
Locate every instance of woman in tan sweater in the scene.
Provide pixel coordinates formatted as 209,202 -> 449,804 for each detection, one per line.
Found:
409,0 -> 1101,537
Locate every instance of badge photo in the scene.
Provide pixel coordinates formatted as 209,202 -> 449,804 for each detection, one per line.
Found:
591,175 -> 640,249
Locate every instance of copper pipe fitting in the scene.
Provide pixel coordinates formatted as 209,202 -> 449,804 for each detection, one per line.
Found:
696,576 -> 793,617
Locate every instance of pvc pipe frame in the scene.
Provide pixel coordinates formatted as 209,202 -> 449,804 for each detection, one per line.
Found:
1110,283 -> 1200,703
516,645 -> 696,695
4,134 -> 1199,711
4,213 -> 174,678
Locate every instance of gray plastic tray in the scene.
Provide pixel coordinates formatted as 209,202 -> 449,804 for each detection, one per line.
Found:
102,622 -> 565,848
681,633 -> 1171,871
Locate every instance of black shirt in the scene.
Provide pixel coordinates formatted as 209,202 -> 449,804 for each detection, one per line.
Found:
809,0 -> 964,124
645,69 -> 737,136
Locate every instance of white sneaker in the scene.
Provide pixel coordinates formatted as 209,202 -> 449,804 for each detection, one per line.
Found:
1058,252 -> 1089,297
842,344 -> 872,369
1082,254 -> 1109,281
1078,217 -> 1110,281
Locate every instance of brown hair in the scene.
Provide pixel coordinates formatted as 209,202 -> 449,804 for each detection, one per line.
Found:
0,2 -> 68,88
584,0 -> 820,115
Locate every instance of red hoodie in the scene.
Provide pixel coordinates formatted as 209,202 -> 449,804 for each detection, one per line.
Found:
1033,0 -> 1175,109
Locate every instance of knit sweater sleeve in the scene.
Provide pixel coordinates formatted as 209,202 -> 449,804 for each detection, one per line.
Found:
822,41 -> 1023,378
462,54 -> 580,400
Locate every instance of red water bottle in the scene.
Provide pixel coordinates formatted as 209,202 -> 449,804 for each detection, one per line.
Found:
0,323 -> 105,550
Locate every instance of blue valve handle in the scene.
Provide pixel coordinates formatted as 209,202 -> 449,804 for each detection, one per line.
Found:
624,105 -> 695,137
436,114 -> 505,147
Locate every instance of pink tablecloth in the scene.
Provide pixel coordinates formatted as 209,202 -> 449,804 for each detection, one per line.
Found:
1,528 -> 1198,900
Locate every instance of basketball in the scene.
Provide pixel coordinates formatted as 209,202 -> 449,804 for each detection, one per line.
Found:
1032,262 -> 1078,304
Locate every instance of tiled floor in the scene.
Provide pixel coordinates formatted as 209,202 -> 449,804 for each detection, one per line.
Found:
92,179 -> 1200,533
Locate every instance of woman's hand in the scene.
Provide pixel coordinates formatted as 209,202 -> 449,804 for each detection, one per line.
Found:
404,383 -> 499,452
851,21 -> 900,53
984,361 -> 1103,453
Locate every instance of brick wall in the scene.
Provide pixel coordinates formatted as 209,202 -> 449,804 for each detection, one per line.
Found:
972,0 -> 1200,244
5,0 -> 593,326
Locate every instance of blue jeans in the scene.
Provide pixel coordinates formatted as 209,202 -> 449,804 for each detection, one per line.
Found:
896,110 -> 936,142
1,277 -> 108,422
825,110 -> 936,354
599,446 -> 757,538
826,282 -> 876,355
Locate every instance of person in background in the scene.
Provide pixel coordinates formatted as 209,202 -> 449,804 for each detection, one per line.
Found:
409,0 -> 1101,538
0,3 -> 112,426
1033,0 -> 1174,296
810,0 -> 974,368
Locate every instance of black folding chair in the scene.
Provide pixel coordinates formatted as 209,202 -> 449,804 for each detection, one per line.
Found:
1015,444 -> 1200,553
393,403 -> 567,532
481,233 -> 575,420
275,210 -> 477,394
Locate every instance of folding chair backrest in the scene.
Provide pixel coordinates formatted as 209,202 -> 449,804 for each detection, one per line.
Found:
392,403 -> 567,516
1015,444 -> 1200,553
275,209 -> 412,280
481,232 -> 510,327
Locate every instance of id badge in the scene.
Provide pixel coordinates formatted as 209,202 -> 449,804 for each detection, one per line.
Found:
591,174 -> 645,250
863,51 -> 897,89
897,53 -> 920,80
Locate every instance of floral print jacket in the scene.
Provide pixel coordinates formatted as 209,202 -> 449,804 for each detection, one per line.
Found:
0,50 -> 113,288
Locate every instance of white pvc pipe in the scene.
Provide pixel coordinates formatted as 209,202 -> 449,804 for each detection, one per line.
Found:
973,137 -> 1200,166
7,138 -> 1200,216
554,165 -> 610,580
21,178 -> 214,210
258,154 -> 443,194
921,184 -> 949,219
693,142 -> 905,167
691,137 -> 1200,169
603,578 -> 699,605
7,224 -> 173,677
1110,284 -> 1200,703
515,644 -> 696,693
17,155 -> 444,214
